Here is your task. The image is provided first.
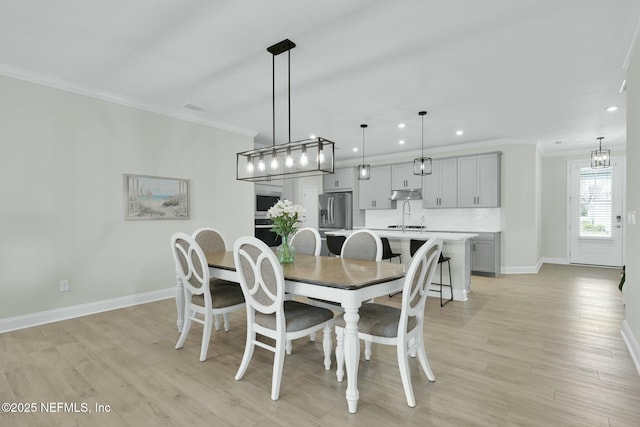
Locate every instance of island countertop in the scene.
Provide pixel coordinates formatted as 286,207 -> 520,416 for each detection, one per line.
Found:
325,227 -> 476,302
326,228 -> 478,241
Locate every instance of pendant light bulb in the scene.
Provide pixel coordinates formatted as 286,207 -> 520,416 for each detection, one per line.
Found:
258,153 -> 265,171
317,142 -> 325,164
300,144 -> 308,166
285,146 -> 294,168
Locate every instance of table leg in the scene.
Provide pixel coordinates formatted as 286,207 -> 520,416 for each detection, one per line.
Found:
343,307 -> 360,413
175,272 -> 184,332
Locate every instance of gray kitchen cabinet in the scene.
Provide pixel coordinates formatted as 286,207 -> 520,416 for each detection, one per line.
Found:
422,158 -> 458,208
471,232 -> 501,276
323,167 -> 354,192
358,165 -> 396,209
391,162 -> 422,190
457,152 -> 501,207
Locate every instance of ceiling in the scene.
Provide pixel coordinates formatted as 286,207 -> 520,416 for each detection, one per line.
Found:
1,1 -> 639,162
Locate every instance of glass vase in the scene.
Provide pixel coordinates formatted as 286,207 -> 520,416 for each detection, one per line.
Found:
277,234 -> 296,264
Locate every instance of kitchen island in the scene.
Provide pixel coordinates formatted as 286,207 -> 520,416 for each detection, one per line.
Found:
325,228 -> 478,302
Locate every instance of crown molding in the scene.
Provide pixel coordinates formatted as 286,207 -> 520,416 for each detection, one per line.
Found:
0,63 -> 257,138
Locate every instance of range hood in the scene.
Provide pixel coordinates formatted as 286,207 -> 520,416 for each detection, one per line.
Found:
389,189 -> 422,201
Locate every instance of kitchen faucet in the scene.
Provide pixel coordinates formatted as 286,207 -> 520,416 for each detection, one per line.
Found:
402,200 -> 411,232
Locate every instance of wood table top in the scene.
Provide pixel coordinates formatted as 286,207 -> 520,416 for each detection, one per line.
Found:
206,252 -> 405,290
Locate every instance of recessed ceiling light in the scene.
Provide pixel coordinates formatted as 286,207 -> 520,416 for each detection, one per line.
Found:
352,147 -> 358,152
309,134 -> 317,139
456,130 -> 464,136
399,140 -> 405,145
606,105 -> 618,112
398,123 -> 406,129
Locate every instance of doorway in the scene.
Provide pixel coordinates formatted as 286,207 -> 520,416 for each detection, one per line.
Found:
568,159 -> 624,266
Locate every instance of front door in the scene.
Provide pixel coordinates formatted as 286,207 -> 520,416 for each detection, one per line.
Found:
569,159 -> 624,266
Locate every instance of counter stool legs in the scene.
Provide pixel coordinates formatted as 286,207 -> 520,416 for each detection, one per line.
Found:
432,256 -> 453,307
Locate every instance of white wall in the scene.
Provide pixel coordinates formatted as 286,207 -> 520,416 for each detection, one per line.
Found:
0,75 -> 254,322
623,33 -> 640,371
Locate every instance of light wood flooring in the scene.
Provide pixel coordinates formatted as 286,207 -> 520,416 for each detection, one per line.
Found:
1,264 -> 639,426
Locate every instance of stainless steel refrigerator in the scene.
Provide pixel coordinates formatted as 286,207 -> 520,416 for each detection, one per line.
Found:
318,192 -> 352,255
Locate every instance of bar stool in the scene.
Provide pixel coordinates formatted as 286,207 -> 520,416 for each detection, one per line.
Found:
381,237 -> 402,263
326,235 -> 346,257
409,239 -> 453,307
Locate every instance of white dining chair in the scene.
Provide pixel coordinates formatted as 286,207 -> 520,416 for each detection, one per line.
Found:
309,229 -> 383,313
193,227 -> 238,331
341,229 -> 383,262
233,236 -> 334,401
334,238 -> 442,407
171,232 -> 245,362
290,227 -> 321,256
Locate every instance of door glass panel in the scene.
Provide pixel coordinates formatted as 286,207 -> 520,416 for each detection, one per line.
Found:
579,167 -> 612,237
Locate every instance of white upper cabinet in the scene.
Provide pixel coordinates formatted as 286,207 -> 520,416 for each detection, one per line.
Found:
358,165 -> 396,209
457,152 -> 501,207
391,163 -> 422,190
323,167 -> 354,192
422,158 -> 458,208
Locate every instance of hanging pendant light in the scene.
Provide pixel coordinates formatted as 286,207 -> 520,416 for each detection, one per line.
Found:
590,136 -> 610,168
357,124 -> 371,180
413,111 -> 432,175
236,39 -> 335,182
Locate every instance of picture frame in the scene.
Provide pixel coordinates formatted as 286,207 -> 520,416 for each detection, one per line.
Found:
124,174 -> 190,220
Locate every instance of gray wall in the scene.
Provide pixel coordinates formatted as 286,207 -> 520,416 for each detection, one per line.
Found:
0,75 -> 254,320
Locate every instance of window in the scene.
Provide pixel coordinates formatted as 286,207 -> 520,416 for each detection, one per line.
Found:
579,167 -> 612,237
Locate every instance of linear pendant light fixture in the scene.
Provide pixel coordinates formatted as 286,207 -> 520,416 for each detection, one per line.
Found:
590,136 -> 610,168
236,39 -> 335,182
357,124 -> 370,180
413,110 -> 432,175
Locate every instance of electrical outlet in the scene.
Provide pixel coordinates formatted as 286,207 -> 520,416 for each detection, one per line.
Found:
59,280 -> 69,292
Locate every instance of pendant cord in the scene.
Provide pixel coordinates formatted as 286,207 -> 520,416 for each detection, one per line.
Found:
272,53 -> 275,148
421,113 -> 424,157
288,49 -> 291,144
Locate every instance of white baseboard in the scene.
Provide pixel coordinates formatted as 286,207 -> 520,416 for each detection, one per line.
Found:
501,258 -> 543,274
541,257 -> 570,265
622,320 -> 640,376
0,288 -> 175,334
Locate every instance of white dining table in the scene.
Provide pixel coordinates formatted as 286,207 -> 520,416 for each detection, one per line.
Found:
175,251 -> 405,414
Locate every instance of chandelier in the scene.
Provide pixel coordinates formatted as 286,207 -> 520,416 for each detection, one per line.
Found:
236,39 -> 334,182
590,136 -> 610,168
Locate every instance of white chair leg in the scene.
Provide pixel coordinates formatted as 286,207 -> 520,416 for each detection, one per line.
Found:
271,339 -> 286,401
335,326 -> 345,382
175,311 -> 192,350
223,313 -> 230,332
397,341 -> 416,407
214,314 -> 221,331
322,323 -> 332,370
409,336 -> 417,358
416,338 -> 435,382
199,314 -> 213,362
364,339 -> 372,361
235,329 -> 255,381
309,332 -> 316,342
286,339 -> 292,355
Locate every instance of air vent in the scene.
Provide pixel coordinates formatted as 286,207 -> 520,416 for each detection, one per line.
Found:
183,103 -> 203,111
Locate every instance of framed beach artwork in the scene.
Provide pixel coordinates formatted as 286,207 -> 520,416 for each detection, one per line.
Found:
124,174 -> 190,220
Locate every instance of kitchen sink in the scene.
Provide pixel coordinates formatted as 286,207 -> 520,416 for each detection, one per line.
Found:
387,225 -> 425,230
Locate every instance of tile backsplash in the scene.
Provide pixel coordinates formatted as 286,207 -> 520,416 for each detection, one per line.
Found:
364,200 -> 501,232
